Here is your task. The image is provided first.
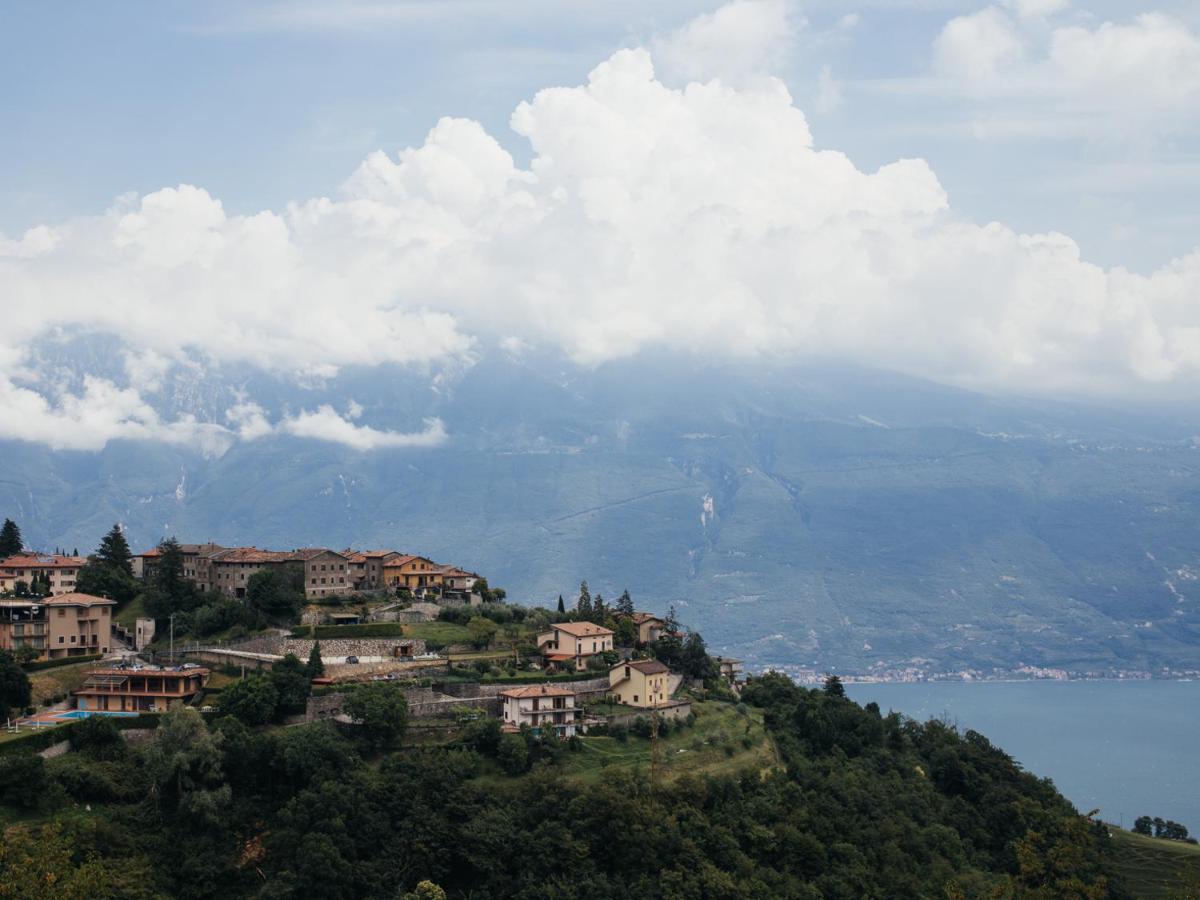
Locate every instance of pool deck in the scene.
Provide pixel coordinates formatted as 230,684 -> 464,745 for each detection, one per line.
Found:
14,708 -> 138,728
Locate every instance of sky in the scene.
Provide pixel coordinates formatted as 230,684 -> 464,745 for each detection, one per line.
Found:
2,0 -> 1200,452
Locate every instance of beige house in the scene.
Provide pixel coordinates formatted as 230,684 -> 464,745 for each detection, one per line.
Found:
629,612 -> 666,645
45,592 -> 115,659
608,659 -> 671,708
0,600 -> 48,659
0,554 -> 88,596
499,684 -> 582,737
537,621 -> 614,671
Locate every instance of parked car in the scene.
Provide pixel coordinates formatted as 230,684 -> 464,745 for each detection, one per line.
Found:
345,655 -> 359,664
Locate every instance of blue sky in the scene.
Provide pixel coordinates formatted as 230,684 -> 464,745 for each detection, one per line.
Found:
5,0 -> 1197,273
3,1 -> 1200,452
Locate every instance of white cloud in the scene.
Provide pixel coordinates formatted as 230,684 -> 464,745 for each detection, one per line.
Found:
279,407 -> 447,450
930,7 -> 1200,120
934,7 -> 1026,82
6,5 -> 1200,455
653,0 -> 800,84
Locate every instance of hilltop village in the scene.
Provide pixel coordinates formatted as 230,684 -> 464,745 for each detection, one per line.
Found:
0,519 -> 742,737
0,518 -> 1165,896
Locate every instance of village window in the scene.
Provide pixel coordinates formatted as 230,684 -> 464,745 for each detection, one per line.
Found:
58,636 -> 64,644
633,695 -> 639,703
57,609 -> 65,617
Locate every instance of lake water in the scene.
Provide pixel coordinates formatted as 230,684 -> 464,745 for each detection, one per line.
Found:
844,681 -> 1200,830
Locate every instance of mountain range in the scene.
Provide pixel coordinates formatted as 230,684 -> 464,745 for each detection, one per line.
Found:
5,349 -> 1200,675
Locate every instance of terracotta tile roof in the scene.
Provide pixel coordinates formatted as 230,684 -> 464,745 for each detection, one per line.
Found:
611,659 -> 669,676
383,555 -> 424,567
631,612 -> 664,625
551,621 -> 614,638
357,549 -> 400,559
44,592 -> 116,607
0,554 -> 87,569
211,547 -> 293,564
544,653 -> 576,661
499,684 -> 578,699
289,548 -> 348,562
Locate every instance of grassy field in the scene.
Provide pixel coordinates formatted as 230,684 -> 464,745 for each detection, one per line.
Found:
1109,828 -> 1200,898
553,700 -> 779,786
27,660 -> 95,705
114,595 -> 146,629
402,621 -> 475,645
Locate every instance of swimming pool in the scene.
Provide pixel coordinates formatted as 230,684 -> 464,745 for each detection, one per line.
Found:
55,710 -> 139,719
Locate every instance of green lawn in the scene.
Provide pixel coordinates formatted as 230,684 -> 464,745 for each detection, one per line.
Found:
114,594 -> 146,629
402,621 -> 475,645
1109,827 -> 1200,898
554,700 -> 779,786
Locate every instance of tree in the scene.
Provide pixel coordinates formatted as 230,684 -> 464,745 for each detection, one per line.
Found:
823,674 -> 846,697
592,593 -> 607,625
0,752 -> 46,809
270,653 -> 311,717
245,566 -> 304,623
1134,816 -> 1153,836
144,537 -> 200,619
467,615 -> 499,649
142,704 -> 230,819
616,589 -> 635,617
614,616 -> 638,647
0,518 -> 22,558
96,523 -> 134,576
0,650 -> 32,720
402,881 -> 448,900
343,683 -> 408,751
557,594 -> 566,614
306,641 -> 325,679
75,556 -> 139,606
497,733 -> 529,774
218,675 -> 279,726
577,580 -> 592,618
0,823 -> 117,899
680,631 -> 713,681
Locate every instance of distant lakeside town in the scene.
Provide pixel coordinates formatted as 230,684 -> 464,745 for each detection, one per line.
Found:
0,518 -> 743,737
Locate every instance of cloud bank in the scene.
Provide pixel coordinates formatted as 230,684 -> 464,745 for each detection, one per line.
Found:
5,2 -> 1200,452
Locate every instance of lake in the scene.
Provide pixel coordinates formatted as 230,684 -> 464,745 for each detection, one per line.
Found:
844,680 -> 1200,830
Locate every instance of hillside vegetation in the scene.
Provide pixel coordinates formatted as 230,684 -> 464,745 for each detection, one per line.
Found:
0,672 -> 1133,898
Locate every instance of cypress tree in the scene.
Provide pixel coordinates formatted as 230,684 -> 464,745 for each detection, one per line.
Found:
556,595 -> 565,614
576,581 -> 592,618
306,642 -> 325,679
0,519 -> 22,558
96,523 -> 134,576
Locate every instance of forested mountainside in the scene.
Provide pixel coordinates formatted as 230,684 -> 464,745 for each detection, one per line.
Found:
0,674 -> 1125,899
5,351 -> 1200,674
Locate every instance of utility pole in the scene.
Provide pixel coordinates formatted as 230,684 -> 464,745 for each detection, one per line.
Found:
169,613 -> 175,663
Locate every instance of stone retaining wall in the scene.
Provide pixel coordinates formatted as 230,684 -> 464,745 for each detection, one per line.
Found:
231,636 -> 426,660
598,700 -> 692,728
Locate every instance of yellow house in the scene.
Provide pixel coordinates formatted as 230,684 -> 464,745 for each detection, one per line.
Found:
537,621 -> 614,671
382,555 -> 439,592
608,658 -> 671,708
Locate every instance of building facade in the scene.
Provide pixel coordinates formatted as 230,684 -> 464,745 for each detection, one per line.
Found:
608,659 -> 671,708
0,554 -> 88,596
0,600 -> 47,658
73,665 -> 209,712
538,622 -> 615,671
44,592 -> 115,659
499,684 -> 582,737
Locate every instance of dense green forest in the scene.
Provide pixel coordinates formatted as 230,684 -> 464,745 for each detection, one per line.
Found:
0,670 -> 1135,899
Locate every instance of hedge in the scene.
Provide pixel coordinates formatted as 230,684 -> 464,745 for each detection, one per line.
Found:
21,653 -> 102,672
290,623 -> 408,639
0,712 -> 179,757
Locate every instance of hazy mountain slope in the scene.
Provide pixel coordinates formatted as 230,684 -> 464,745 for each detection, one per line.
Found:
4,355 -> 1200,674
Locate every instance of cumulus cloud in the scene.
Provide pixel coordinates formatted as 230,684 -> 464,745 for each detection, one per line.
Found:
6,0 -> 1200,454
653,0 -> 799,84
930,6 -> 1200,119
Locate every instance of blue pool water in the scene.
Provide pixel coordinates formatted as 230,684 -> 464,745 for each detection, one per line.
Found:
57,710 -> 139,719
845,680 -> 1200,829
